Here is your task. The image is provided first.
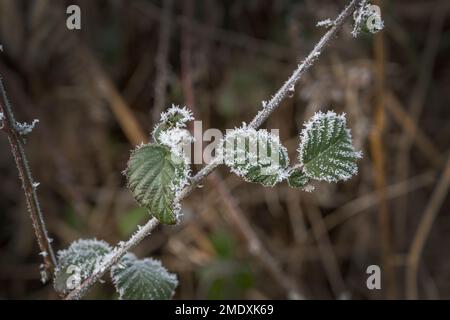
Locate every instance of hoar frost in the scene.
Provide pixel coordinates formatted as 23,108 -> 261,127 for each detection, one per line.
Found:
221,126 -> 289,186
152,105 -> 194,142
316,18 -> 333,28
15,119 -> 39,135
159,127 -> 194,160
111,253 -> 178,300
54,239 -> 112,293
159,105 -> 193,126
352,2 -> 384,37
298,111 -> 362,183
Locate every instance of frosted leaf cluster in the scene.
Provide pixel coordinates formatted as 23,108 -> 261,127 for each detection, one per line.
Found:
126,105 -> 195,225
54,239 -> 112,293
111,253 -> 178,300
54,238 -> 178,300
352,1 -> 384,37
222,126 -> 289,187
152,104 -> 194,142
298,111 -> 362,183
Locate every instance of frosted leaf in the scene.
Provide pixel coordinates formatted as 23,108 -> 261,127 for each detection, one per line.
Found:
152,105 -> 194,142
298,111 -> 362,183
126,144 -> 189,225
352,2 -> 384,37
316,18 -> 333,28
222,127 -> 289,187
15,119 -> 39,135
111,253 -> 178,300
159,127 -> 194,160
54,239 -> 112,294
287,168 -> 309,189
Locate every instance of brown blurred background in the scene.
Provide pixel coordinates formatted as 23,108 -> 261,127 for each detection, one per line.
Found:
0,0 -> 449,299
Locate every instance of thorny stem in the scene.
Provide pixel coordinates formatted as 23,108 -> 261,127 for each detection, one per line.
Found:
66,0 -> 362,300
0,77 -> 57,280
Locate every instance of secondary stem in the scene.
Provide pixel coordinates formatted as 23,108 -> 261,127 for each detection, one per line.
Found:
0,77 -> 57,279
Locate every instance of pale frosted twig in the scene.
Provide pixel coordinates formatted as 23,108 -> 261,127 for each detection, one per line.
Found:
0,77 -> 57,280
66,0 -> 362,299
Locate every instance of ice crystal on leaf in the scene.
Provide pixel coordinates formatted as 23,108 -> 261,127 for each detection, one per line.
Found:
298,111 -> 362,183
159,127 -> 194,160
126,144 -> 189,225
222,126 -> 289,187
152,105 -> 194,142
111,253 -> 178,300
54,239 -> 112,294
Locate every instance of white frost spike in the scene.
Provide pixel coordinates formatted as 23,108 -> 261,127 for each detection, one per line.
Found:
40,264 -> 48,284
298,111 -> 362,183
262,100 -> 268,108
303,184 -> 315,193
15,119 -> 39,135
288,85 -> 295,98
33,182 -> 40,189
0,112 -> 4,129
159,104 -> 194,127
316,18 -> 333,28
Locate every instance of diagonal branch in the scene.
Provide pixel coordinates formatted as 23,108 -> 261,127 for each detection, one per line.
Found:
0,77 -> 57,281
65,0 -> 362,300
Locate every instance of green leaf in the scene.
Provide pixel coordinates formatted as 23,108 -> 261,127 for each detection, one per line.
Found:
298,111 -> 362,183
111,253 -> 178,300
126,144 -> 188,225
287,168 -> 309,188
54,239 -> 112,294
223,127 -> 289,187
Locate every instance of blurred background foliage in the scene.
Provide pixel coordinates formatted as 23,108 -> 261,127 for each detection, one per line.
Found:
0,0 -> 450,299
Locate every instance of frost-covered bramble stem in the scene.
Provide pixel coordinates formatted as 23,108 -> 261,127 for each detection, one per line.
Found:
0,77 -> 57,279
179,0 -> 362,199
249,0 -> 361,129
65,218 -> 159,300
67,0 -> 363,300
